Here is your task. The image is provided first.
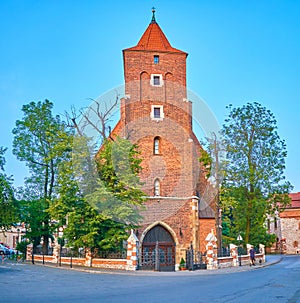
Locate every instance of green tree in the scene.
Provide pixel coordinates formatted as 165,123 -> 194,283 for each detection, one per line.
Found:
16,185 -> 52,249
49,135 -> 145,251
90,137 -> 145,224
222,102 -> 292,246
199,133 -> 226,255
0,147 -> 18,232
53,95 -> 146,251
12,100 -> 71,252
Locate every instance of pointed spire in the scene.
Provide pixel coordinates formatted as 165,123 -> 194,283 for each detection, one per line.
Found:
151,7 -> 156,24
123,8 -> 187,55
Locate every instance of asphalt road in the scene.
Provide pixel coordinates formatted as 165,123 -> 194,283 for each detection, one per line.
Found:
1,255 -> 299,303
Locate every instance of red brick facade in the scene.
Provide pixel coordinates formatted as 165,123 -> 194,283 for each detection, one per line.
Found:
110,12 -> 215,270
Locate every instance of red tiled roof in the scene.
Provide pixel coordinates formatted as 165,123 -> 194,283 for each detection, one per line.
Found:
288,192 -> 300,208
124,20 -> 187,54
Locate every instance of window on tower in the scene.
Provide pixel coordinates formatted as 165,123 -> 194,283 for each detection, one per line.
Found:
154,136 -> 160,154
154,179 -> 160,196
154,107 -> 161,118
151,74 -> 163,87
151,105 -> 164,121
153,76 -> 160,85
154,55 -> 159,64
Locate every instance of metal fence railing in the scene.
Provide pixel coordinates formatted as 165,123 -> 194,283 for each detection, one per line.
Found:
186,246 -> 207,270
217,247 -> 231,258
33,246 -> 53,256
92,250 -> 127,259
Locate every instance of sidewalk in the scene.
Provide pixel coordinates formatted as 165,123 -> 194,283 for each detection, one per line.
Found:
25,254 -> 283,276
199,254 -> 283,275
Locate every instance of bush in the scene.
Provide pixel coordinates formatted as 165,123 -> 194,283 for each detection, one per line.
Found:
179,257 -> 186,269
16,241 -> 28,256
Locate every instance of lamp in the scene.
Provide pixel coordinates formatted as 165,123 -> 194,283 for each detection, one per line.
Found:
179,228 -> 183,237
58,227 -> 64,267
237,233 -> 243,266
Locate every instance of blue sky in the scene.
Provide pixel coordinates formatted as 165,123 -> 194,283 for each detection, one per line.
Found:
0,0 -> 299,191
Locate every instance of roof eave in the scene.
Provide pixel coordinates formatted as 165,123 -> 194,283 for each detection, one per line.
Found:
122,47 -> 188,56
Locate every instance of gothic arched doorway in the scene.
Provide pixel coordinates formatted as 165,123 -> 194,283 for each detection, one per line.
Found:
141,224 -> 175,271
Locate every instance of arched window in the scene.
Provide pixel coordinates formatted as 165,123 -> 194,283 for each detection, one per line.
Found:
154,136 -> 160,154
154,179 -> 160,196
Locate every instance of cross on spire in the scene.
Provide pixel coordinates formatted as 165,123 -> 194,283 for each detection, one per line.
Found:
151,7 -> 156,23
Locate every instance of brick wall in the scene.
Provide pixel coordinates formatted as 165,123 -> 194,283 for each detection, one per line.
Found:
199,218 -> 216,253
123,50 -> 187,101
280,208 -> 300,254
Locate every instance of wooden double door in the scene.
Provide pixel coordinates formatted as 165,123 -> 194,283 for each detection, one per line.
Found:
141,225 -> 175,271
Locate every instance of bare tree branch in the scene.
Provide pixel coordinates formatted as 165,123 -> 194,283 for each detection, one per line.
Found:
65,94 -> 119,143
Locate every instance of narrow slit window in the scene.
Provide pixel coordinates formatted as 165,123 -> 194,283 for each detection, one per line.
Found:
154,179 -> 160,196
154,55 -> 159,64
154,137 -> 160,154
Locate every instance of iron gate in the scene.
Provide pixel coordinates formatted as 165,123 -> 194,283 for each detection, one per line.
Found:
186,245 -> 207,270
140,241 -> 175,271
140,225 -> 176,271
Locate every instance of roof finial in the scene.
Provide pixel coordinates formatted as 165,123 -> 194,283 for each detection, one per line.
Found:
151,7 -> 156,24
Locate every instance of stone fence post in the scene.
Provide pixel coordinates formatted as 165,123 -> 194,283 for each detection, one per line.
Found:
26,243 -> 33,262
205,229 -> 218,270
259,244 -> 266,262
85,248 -> 92,267
126,229 -> 139,271
230,244 -> 238,267
53,244 -> 60,265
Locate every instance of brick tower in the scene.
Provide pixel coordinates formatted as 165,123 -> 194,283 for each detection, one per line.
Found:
111,9 -> 215,271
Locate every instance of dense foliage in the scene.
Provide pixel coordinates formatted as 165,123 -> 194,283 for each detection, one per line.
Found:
221,102 -> 292,246
0,147 -> 18,231
12,100 -> 145,253
50,136 -> 145,251
12,100 -> 73,252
